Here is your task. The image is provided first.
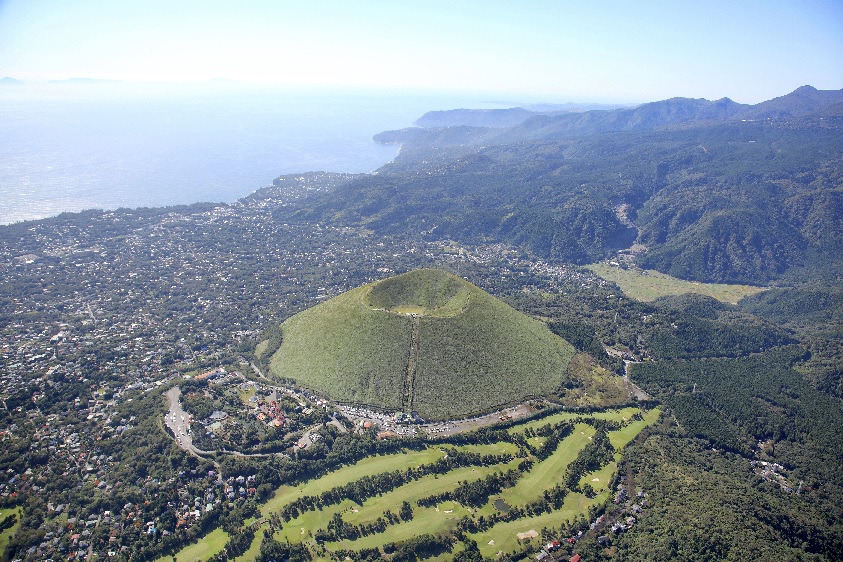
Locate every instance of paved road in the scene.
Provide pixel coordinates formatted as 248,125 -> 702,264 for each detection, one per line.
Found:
623,361 -> 651,401
164,386 -> 296,461
163,386 -> 215,457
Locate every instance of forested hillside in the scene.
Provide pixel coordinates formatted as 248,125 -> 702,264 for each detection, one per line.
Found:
282,112 -> 843,284
272,87 -> 843,559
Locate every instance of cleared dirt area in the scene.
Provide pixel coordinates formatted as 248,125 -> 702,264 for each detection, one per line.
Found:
421,403 -> 540,438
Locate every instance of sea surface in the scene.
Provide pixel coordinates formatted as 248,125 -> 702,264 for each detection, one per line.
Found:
0,83 -> 510,225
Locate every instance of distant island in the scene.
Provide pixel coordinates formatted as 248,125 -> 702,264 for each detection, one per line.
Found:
47,77 -> 124,84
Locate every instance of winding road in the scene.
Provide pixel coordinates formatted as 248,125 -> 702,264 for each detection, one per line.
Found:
163,386 -> 216,458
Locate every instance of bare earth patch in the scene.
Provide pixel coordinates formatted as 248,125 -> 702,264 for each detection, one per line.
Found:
516,530 -> 539,540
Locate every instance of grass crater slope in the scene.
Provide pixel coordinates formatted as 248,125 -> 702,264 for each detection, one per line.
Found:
363,268 -> 470,316
267,269 -> 576,419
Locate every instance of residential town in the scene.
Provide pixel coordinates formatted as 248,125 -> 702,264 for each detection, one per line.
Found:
0,182 -> 617,561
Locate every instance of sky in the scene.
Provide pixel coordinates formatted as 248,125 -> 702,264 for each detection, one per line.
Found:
0,0 -> 841,103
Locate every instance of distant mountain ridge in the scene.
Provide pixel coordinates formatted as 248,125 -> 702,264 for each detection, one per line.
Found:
738,85 -> 843,119
413,103 -> 629,129
276,85 -> 843,285
494,96 -> 750,141
414,107 -> 540,128
398,86 -> 843,143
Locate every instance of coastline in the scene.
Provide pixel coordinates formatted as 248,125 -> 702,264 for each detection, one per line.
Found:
0,90 -> 408,225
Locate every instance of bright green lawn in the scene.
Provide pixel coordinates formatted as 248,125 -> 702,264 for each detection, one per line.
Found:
492,424 -> 594,510
508,406 -> 641,435
256,408 -> 660,558
233,522 -> 267,562
156,527 -> 229,562
276,462 -> 519,545
346,462 -> 519,526
609,407 -> 661,450
586,263 -> 766,304
261,449 -> 441,516
579,462 -> 617,493
276,498 -> 358,544
327,501 -> 469,551
238,385 -> 257,406
472,491 -> 608,558
452,442 -> 520,456
0,507 -> 23,556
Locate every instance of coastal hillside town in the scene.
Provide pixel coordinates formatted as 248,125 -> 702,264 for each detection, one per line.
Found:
0,177 -> 620,561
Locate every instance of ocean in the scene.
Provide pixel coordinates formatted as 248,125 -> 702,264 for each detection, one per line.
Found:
0,83 -> 510,225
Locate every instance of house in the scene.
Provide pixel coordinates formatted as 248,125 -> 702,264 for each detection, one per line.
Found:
614,484 -> 628,504
195,367 -> 225,381
206,410 -> 228,424
570,555 -> 582,562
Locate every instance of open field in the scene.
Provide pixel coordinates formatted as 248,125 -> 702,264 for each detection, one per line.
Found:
0,507 -> 23,556
491,424 -> 594,510
609,406 -> 661,449
586,263 -> 767,304
561,354 -> 629,406
261,449 -> 442,516
508,406 -> 643,435
233,522 -> 268,562
580,461 -> 617,493
471,491 -> 610,558
344,464 -> 517,526
453,442 -> 521,456
277,499 -> 358,543
251,406 -> 660,559
329,501 -> 469,551
277,463 -> 521,545
156,527 -> 229,562
238,384 -> 257,405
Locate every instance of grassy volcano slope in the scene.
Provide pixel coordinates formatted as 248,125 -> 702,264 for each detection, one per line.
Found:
268,284 -> 412,409
363,268 -> 469,316
269,269 -> 576,419
415,287 -> 576,419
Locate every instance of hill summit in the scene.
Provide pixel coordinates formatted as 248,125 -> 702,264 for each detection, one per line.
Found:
267,269 -> 576,419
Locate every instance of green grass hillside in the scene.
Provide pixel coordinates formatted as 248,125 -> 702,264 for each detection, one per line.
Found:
268,269 -> 576,419
414,285 -> 576,418
268,283 -> 412,410
586,262 -> 766,304
363,268 -> 470,316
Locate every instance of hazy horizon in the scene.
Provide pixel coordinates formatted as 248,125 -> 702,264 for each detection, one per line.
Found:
2,0 -> 842,223
1,0 -> 841,105
0,86 -> 538,225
